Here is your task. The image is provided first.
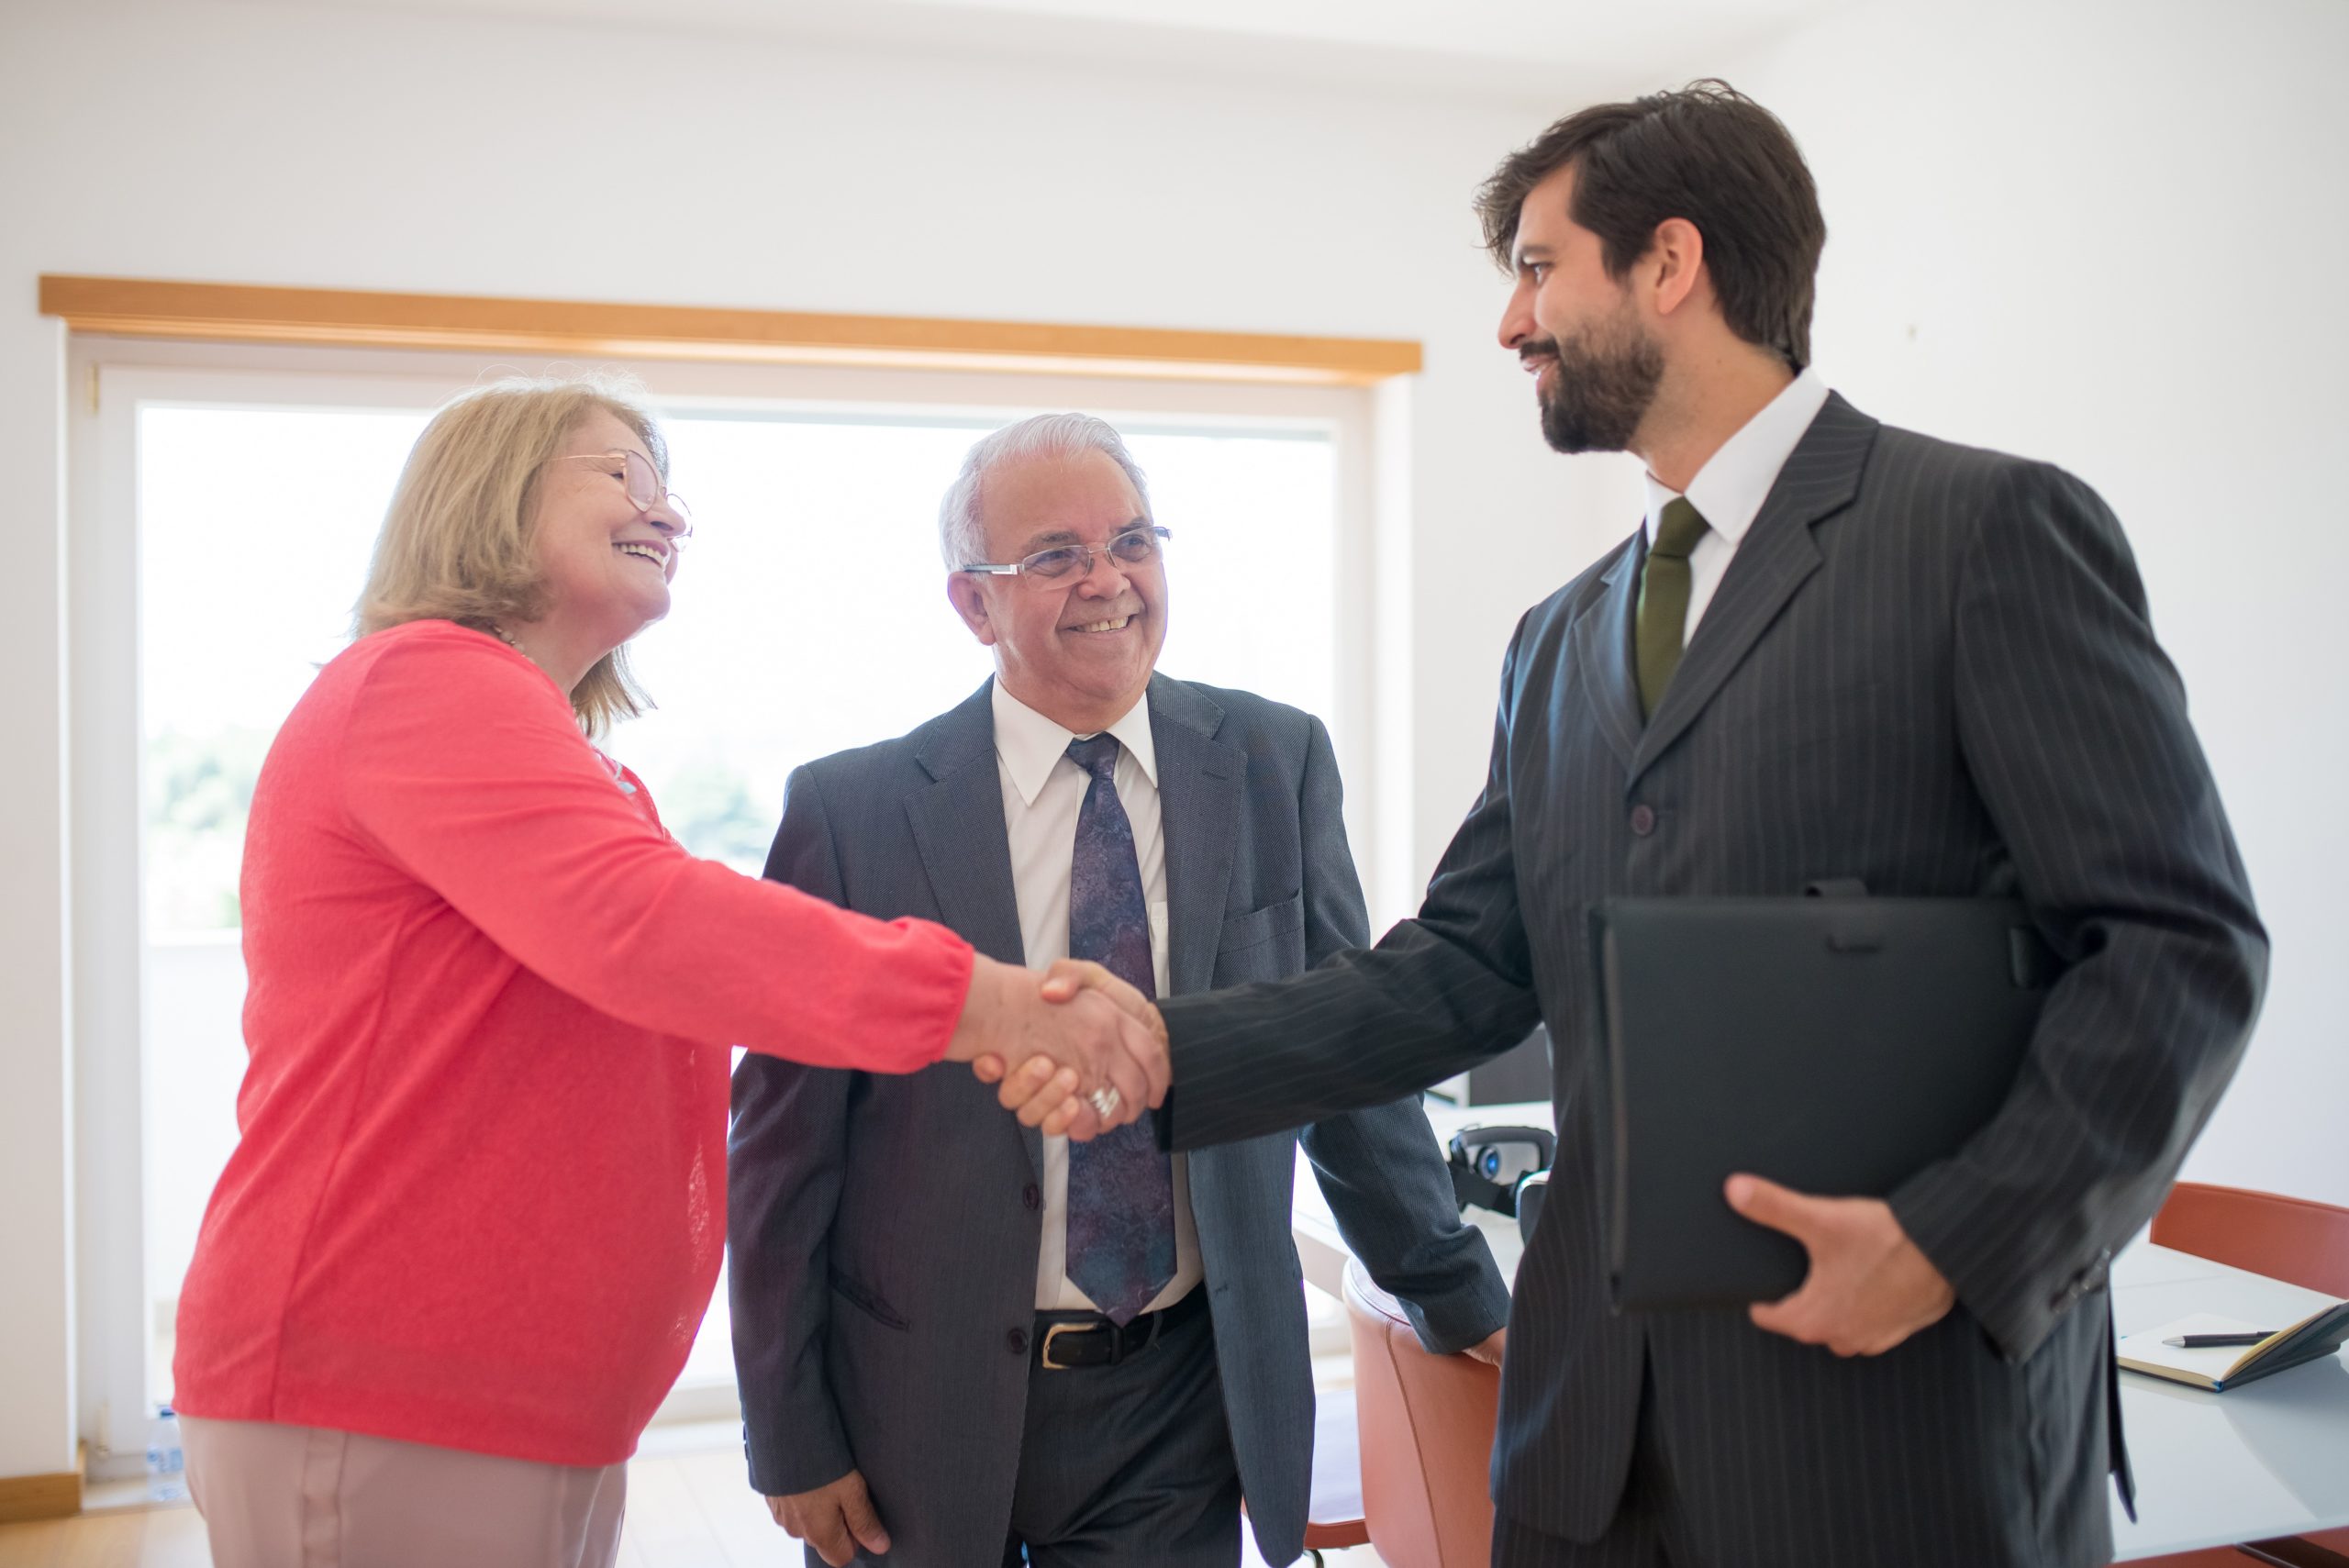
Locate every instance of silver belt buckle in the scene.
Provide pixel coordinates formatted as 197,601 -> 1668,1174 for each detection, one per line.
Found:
1039,1321 -> 1088,1371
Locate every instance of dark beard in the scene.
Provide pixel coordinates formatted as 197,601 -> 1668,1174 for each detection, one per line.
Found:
1532,312 -> 1663,454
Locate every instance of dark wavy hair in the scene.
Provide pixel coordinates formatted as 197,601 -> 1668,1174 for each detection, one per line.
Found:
1475,80 -> 1826,371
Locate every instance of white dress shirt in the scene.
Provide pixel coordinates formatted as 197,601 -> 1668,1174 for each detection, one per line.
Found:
991,681 -> 1205,1315
1641,367 -> 1832,640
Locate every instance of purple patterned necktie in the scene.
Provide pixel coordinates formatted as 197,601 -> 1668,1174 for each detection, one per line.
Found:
1061,734 -> 1176,1324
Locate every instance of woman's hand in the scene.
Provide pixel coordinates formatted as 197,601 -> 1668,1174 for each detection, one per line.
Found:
946,956 -> 1167,1137
966,959 -> 1168,1139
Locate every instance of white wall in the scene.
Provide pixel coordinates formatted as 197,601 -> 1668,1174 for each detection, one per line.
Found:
1717,0 -> 2349,1207
0,0 -> 1595,1476
0,315 -> 72,1480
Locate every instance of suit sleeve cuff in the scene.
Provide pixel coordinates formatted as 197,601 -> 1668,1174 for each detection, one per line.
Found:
1397,1264 -> 1512,1356
742,1398 -> 856,1498
1889,1165 -> 2103,1363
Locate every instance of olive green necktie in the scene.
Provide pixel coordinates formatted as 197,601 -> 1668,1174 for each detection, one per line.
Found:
1636,497 -> 1710,718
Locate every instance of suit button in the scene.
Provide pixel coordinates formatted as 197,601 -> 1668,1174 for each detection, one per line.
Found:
1630,804 -> 1657,836
1022,1184 -> 1041,1211
1007,1328 -> 1030,1355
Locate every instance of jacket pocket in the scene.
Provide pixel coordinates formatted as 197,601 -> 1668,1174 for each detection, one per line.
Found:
1216,892 -> 1304,956
830,1273 -> 910,1331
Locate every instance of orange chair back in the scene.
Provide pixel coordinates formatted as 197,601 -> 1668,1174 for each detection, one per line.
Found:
1342,1258 -> 1501,1568
2150,1182 -> 2349,1300
2136,1182 -> 2349,1565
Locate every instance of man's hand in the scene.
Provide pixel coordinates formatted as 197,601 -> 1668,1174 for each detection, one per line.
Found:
1463,1328 -> 1506,1368
766,1469 -> 889,1567
1726,1174 -> 1957,1356
969,959 -> 1169,1140
946,956 -> 1167,1138
1037,958 -> 1164,1035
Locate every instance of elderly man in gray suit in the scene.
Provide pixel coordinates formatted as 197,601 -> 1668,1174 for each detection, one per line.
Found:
1033,83 -> 2268,1568
728,412 -> 1508,1568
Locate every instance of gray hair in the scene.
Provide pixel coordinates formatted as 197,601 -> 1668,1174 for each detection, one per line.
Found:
938,412 -> 1153,570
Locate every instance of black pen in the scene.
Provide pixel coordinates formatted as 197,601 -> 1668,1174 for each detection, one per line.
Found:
2162,1330 -> 2273,1348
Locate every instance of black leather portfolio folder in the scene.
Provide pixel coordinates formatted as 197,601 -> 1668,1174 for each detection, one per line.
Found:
1594,895 -> 2060,1310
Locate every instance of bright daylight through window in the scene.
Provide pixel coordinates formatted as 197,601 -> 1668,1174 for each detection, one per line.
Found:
137,396 -> 1340,1401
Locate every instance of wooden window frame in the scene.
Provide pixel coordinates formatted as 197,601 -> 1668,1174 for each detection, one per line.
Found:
38,275 -> 1421,386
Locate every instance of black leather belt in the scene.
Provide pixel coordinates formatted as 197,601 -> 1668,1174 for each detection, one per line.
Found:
1034,1286 -> 1207,1371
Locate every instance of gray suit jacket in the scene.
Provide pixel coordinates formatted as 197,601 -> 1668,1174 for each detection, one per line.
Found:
729,673 -> 1508,1567
1157,395 -> 2268,1567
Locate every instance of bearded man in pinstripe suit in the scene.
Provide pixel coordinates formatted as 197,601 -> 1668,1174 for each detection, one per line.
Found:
1028,80 -> 2267,1567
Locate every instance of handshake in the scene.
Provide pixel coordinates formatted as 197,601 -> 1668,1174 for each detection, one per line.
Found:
942,954 -> 1170,1139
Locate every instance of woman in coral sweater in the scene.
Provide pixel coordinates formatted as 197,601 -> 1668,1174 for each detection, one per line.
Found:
172,380 -> 1160,1568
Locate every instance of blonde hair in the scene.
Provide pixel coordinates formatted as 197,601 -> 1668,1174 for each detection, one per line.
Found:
355,375 -> 670,737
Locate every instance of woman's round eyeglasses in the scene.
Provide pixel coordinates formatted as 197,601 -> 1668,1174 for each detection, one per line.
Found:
547,450 -> 694,546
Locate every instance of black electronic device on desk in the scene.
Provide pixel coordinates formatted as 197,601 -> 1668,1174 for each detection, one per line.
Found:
1449,1123 -> 1555,1245
1465,1023 -> 1553,1105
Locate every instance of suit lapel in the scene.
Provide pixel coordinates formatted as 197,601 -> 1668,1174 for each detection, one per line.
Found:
907,681 -> 1026,962
1570,538 -> 1647,780
1149,675 -> 1243,998
906,680 -> 1041,1178
1630,394 -> 1878,783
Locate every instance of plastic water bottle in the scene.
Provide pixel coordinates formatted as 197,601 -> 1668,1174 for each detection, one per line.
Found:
145,1405 -> 187,1502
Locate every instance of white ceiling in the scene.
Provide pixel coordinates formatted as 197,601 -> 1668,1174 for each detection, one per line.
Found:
284,0 -> 1854,104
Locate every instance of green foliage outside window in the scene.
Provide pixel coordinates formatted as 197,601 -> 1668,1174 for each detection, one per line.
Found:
146,726 -> 274,934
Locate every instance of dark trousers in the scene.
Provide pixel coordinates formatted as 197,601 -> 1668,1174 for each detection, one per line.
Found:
1000,1298 -> 1242,1568
1495,1362 -> 1687,1568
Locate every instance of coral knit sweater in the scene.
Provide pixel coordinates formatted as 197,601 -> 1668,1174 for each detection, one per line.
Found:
172,619 -> 974,1466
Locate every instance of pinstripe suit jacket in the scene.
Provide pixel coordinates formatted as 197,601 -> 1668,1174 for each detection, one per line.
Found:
1158,395 -> 2267,1567
729,674 -> 1508,1568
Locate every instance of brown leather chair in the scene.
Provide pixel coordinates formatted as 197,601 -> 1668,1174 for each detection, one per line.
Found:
1342,1256 -> 1500,1568
2132,1182 -> 2349,1568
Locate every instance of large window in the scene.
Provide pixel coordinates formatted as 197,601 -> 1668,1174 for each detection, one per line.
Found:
139,406 -> 1340,904
75,341 -> 1375,1460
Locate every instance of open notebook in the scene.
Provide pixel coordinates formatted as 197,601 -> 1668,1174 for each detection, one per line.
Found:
2118,1304 -> 2349,1392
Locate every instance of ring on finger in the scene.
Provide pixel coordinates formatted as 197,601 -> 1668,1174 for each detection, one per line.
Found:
1088,1084 -> 1122,1118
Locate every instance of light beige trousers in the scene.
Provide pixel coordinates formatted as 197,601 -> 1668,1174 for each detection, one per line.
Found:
181,1416 -> 626,1568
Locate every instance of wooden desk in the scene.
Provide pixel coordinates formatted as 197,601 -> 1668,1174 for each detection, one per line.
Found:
1290,1098 -> 2349,1558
